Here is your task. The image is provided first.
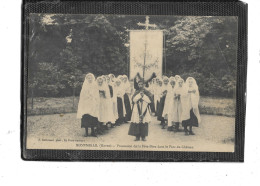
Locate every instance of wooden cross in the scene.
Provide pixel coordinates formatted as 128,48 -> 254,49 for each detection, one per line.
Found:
137,16 -> 156,30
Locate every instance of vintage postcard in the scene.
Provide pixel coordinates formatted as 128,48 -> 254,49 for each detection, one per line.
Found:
25,14 -> 238,153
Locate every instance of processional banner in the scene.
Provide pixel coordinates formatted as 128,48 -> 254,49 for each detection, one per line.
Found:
129,30 -> 163,81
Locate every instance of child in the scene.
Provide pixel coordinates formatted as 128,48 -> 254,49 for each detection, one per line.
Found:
157,76 -> 169,128
172,78 -> 184,132
154,78 -> 163,116
77,73 -> 99,137
162,77 -> 176,131
114,78 -> 125,126
122,75 -> 132,122
96,76 -> 115,133
181,77 -> 201,135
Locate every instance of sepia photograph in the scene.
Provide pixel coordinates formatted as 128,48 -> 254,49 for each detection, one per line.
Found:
3,0 -> 260,185
25,14 -> 238,152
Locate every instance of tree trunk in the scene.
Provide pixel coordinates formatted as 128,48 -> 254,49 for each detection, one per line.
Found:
72,87 -> 75,108
31,88 -> 34,110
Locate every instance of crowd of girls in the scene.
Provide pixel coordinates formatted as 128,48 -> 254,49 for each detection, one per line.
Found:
77,73 -> 134,137
77,72 -> 200,137
148,75 -> 201,135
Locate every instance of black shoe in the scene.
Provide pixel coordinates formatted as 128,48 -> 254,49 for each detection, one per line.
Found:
189,131 -> 195,135
167,126 -> 173,131
142,137 -> 146,141
91,132 -> 97,137
185,131 -> 189,136
84,128 -> 88,137
162,124 -> 166,129
134,137 -> 140,141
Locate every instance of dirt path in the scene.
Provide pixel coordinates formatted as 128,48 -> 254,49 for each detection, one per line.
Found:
26,114 -> 235,152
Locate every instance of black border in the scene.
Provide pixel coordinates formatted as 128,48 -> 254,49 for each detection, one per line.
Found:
21,0 -> 247,162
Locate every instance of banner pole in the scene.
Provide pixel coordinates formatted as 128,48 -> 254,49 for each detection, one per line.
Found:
163,32 -> 166,75
128,33 -> 130,78
143,32 -> 147,83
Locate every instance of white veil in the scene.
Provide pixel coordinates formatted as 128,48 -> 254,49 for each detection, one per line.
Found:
162,77 -> 176,118
186,77 -> 200,108
97,76 -> 110,97
184,77 -> 201,123
77,73 -> 99,119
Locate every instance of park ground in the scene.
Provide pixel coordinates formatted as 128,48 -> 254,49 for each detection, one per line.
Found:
26,96 -> 235,152
26,113 -> 235,152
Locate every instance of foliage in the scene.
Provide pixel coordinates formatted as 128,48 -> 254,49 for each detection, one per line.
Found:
28,14 -> 238,98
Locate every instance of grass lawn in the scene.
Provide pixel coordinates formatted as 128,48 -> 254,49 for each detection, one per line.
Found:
26,96 -> 235,117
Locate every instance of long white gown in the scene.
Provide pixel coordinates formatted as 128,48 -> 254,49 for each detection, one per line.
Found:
109,82 -> 118,120
97,82 -> 116,123
130,93 -> 152,123
181,78 -> 201,124
77,74 -> 99,119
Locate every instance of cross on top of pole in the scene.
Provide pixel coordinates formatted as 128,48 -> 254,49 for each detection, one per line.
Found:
137,16 -> 157,30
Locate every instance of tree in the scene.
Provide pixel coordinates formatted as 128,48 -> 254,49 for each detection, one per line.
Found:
27,14 -> 238,98
59,45 -> 83,107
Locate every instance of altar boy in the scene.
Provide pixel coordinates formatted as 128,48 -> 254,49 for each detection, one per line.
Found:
128,80 -> 152,141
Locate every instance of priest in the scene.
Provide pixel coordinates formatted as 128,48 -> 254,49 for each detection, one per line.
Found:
128,80 -> 152,141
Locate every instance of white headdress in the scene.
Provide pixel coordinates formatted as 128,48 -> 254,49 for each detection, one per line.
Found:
168,77 -> 176,89
183,77 -> 200,123
108,74 -> 115,82
175,75 -> 181,81
186,77 -> 198,90
114,78 -> 125,97
77,73 -> 99,119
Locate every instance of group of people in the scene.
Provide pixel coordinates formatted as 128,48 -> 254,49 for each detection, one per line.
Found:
147,75 -> 201,136
77,73 -> 134,137
77,72 -> 201,140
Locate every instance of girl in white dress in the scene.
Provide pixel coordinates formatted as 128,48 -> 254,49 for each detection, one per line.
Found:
162,77 -> 177,131
96,76 -> 115,130
107,74 -> 118,127
181,77 -> 201,135
77,73 -> 99,137
148,78 -> 156,114
172,78 -> 185,132
106,75 -> 117,128
154,78 -> 163,116
158,76 -> 169,128
122,75 -> 132,122
114,78 -> 125,125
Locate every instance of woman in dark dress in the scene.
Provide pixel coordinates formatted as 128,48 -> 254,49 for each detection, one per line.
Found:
154,78 -> 162,116
77,73 -> 99,137
181,77 -> 201,135
148,78 -> 156,114
114,78 -> 125,126
157,76 -> 169,128
122,75 -> 132,122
